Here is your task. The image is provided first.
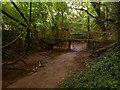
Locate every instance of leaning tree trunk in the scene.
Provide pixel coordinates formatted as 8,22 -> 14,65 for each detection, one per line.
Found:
25,1 -> 32,54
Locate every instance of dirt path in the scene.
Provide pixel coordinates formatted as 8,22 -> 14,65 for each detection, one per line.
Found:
6,43 -> 90,88
7,51 -> 90,88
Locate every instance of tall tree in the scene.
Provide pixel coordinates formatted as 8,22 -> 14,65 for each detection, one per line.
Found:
91,2 -> 106,31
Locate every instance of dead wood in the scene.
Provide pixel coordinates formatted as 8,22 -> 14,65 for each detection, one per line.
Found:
2,54 -> 26,66
90,41 -> 117,57
3,65 -> 29,71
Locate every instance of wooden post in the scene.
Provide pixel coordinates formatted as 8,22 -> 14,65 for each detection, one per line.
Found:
68,40 -> 71,50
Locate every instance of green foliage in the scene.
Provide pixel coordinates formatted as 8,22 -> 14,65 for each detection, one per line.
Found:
61,45 -> 120,89
2,2 -> 118,55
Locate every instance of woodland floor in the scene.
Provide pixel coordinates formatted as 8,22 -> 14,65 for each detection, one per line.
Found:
3,42 -> 91,88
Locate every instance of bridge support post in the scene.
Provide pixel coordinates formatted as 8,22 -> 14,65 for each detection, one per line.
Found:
68,40 -> 71,50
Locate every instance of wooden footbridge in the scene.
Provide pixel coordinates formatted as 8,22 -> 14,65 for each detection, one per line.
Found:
40,32 -> 105,50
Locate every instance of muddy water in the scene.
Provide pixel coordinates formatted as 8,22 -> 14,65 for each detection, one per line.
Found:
71,42 -> 87,52
53,42 -> 87,52
32,42 -> 87,73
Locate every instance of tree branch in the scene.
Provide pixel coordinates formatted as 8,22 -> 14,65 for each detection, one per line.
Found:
1,9 -> 26,27
19,2 -> 28,16
74,8 -> 99,20
3,53 -> 26,66
2,31 -> 26,49
10,0 -> 28,24
30,1 -> 32,23
74,8 -> 117,24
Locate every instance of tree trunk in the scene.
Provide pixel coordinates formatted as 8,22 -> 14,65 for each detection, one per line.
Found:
87,16 -> 91,49
91,2 -> 106,32
25,1 -> 32,53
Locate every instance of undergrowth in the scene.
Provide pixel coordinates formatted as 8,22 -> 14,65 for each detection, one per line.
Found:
60,45 -> 120,89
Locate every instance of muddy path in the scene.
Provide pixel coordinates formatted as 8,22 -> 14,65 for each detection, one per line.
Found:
4,43 -> 91,88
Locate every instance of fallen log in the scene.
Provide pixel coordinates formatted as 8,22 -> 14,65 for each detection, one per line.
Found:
90,41 -> 117,57
3,65 -> 29,71
2,54 -> 26,66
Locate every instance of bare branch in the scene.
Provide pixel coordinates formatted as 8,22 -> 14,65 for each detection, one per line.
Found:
2,31 -> 26,49
1,9 -> 26,27
30,1 -> 32,23
10,0 -> 28,24
74,8 -> 117,24
74,8 -> 100,20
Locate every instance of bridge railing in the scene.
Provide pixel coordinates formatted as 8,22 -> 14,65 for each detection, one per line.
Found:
38,32 -> 108,42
